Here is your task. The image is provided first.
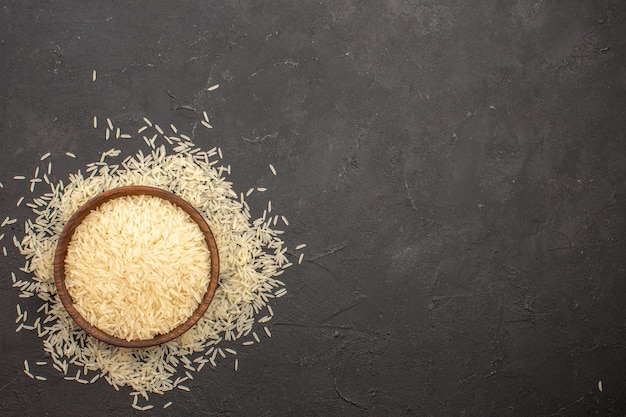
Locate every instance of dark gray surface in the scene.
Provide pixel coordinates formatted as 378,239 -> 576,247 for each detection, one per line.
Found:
1,1 -> 626,416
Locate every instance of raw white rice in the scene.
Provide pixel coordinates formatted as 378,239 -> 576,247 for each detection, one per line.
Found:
93,116 -> 98,129
295,244 -> 306,250
40,152 -> 51,161
92,70 -> 96,82
269,164 -> 276,175
207,84 -> 219,91
6,112 -> 301,409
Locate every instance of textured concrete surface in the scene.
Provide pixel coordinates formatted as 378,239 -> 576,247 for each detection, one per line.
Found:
1,1 -> 625,416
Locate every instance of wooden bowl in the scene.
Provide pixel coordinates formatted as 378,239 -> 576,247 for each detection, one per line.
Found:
54,186 -> 220,348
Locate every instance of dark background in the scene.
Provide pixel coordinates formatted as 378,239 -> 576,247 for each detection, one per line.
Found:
1,1 -> 625,416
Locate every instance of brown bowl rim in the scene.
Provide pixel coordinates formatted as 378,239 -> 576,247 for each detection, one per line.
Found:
53,185 -> 220,348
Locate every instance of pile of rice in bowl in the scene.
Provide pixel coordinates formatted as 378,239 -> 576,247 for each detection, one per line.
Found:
5,111 -> 305,411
